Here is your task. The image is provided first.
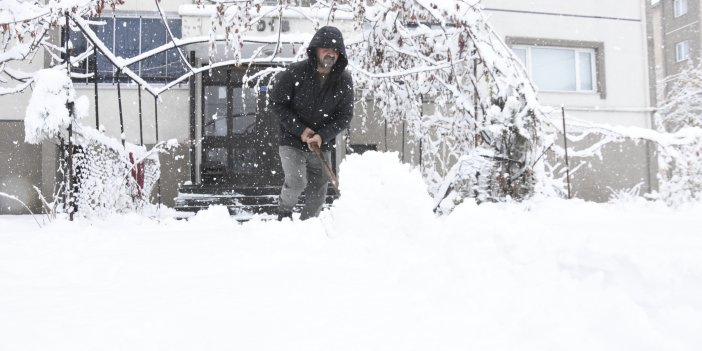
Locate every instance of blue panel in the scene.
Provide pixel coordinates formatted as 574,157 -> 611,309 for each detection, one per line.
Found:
79,17 -> 187,84
165,19 -> 187,82
69,27 -> 88,81
141,18 -> 167,82
114,17 -> 140,83
91,18 -> 114,83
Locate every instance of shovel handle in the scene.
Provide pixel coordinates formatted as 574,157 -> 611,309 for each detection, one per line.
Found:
309,142 -> 340,194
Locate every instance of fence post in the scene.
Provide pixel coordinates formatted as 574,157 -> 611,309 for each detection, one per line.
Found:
116,69 -> 125,147
94,46 -> 100,130
155,95 -> 161,207
64,12 -> 75,220
561,106 -> 572,199
138,83 -> 143,145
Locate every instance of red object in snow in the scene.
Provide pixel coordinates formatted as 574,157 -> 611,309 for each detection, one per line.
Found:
129,152 -> 145,198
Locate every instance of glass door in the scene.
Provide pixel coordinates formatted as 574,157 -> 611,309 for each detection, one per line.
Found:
201,67 -> 282,187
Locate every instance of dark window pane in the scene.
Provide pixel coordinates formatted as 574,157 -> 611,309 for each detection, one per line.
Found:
165,19 -> 187,81
231,87 -> 258,135
206,148 -> 229,172
114,17 -> 140,83
69,28 -> 89,82
141,18 -> 167,82
231,148 -> 257,174
92,18 -> 114,83
204,86 -> 228,137
70,17 -> 184,84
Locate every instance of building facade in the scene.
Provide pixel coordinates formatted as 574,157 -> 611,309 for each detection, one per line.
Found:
485,0 -> 656,201
0,0 -> 656,214
647,0 -> 700,103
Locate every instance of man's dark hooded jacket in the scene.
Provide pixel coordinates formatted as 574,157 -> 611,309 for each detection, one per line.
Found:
269,26 -> 354,151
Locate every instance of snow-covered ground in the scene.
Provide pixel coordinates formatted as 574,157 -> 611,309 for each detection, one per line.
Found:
1,152 -> 701,351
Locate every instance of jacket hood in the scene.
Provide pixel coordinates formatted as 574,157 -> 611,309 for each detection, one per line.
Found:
306,26 -> 348,73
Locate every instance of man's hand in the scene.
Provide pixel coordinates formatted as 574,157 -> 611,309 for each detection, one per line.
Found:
306,133 -> 323,149
301,127 -> 315,142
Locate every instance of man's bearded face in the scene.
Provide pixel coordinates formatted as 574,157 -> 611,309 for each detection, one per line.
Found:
317,47 -> 339,69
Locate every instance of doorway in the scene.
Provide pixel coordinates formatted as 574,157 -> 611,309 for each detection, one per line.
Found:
200,67 -> 282,188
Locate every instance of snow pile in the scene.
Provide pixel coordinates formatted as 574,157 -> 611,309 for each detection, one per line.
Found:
1,152 -> 701,350
327,151 -> 435,236
443,198 -> 702,350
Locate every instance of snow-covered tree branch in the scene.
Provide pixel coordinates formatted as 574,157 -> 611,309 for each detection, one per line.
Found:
656,62 -> 702,204
343,0 -> 552,210
0,0 -> 124,95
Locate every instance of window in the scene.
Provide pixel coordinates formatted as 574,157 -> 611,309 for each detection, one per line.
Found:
676,40 -> 690,62
674,0 -> 688,17
69,17 -> 187,84
651,0 -> 660,5
512,45 -> 596,92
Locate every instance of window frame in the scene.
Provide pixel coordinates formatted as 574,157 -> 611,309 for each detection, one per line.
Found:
676,40 -> 690,62
511,44 -> 598,94
674,0 -> 688,17
506,37 -> 606,99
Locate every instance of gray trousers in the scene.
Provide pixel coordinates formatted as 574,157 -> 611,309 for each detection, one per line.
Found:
278,145 -> 331,220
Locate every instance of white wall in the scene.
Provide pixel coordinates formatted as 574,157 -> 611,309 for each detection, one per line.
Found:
483,0 -> 642,20
483,0 -> 650,116
0,47 -> 46,121
73,85 -> 190,145
110,0 -> 191,13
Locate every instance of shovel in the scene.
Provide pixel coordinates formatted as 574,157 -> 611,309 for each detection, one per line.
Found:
309,142 -> 340,195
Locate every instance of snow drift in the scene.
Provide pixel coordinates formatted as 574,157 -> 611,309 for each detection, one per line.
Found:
0,151 -> 700,351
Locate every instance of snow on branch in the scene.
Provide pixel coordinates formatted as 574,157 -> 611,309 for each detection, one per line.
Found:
0,0 -> 124,95
24,68 -> 88,145
341,0 -> 552,209
654,62 -> 702,204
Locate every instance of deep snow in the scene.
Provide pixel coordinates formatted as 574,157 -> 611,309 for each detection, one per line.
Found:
1,152 -> 701,351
